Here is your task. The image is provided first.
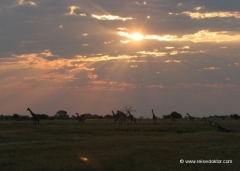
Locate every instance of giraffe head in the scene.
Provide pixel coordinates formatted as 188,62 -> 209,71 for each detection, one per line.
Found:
27,108 -> 30,111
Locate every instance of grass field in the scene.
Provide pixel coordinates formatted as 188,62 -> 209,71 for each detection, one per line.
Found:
0,119 -> 240,171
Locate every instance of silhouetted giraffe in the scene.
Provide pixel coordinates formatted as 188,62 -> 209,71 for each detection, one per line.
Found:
112,111 -> 119,124
116,110 -> 129,125
127,111 -> 137,124
186,113 -> 194,122
27,108 -> 39,125
76,113 -> 85,123
152,109 -> 157,123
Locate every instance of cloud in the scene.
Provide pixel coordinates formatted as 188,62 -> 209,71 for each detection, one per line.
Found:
118,30 -> 240,42
195,83 -> 237,88
67,6 -> 79,15
136,49 -> 204,57
169,50 -> 205,55
136,51 -> 167,57
127,60 -> 147,63
164,60 -> 181,63
0,50 -> 94,71
147,85 -> 164,88
120,40 -> 130,43
88,81 -> 136,91
91,14 -> 133,21
87,73 -> 98,80
75,54 -> 136,62
165,47 -> 175,49
82,44 -> 89,47
64,6 -> 87,16
194,6 -> 205,11
181,11 -> 240,19
181,46 -> 190,49
17,0 -> 36,6
1,81 -> 30,89
203,67 -> 222,70
24,73 -> 76,82
234,63 -> 240,66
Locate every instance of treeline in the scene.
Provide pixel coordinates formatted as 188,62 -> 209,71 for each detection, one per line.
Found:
209,114 -> 240,120
0,114 -> 52,121
1,110 -> 240,121
0,114 -> 102,121
162,112 -> 240,120
0,110 -> 112,121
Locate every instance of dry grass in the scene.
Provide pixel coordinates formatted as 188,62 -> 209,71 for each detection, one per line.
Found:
0,119 -> 240,171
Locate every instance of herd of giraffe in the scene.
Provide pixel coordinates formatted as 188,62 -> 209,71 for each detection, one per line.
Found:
26,107 -> 234,132
111,110 -> 138,125
26,107 -> 195,125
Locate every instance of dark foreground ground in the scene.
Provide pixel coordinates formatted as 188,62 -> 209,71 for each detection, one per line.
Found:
0,119 -> 240,171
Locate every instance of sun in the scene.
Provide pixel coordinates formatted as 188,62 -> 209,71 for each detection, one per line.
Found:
131,33 -> 143,41
118,31 -> 144,41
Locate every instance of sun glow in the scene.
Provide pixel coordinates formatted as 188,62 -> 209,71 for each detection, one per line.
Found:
118,32 -> 143,41
80,157 -> 89,162
131,33 -> 143,41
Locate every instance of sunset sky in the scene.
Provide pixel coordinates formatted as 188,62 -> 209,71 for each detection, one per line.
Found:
1,0 -> 240,117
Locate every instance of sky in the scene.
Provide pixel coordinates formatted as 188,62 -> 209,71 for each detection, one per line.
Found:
0,0 -> 240,117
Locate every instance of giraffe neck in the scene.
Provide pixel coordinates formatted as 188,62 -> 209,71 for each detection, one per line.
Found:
152,111 -> 155,117
28,109 -> 35,116
152,111 -> 153,115
112,111 -> 115,117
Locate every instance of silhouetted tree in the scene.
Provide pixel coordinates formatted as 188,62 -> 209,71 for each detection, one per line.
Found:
122,104 -> 136,115
230,114 -> 240,120
170,111 -> 182,119
12,114 -> 20,120
54,110 -> 69,119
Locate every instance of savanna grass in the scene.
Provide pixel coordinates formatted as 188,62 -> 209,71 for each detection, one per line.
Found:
0,118 -> 240,171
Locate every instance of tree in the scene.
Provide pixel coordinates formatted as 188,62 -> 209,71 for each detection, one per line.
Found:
170,111 -> 182,119
230,114 -> 240,120
122,104 -> 136,115
54,110 -> 69,119
12,114 -> 20,120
